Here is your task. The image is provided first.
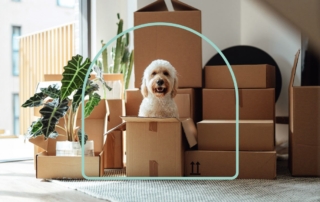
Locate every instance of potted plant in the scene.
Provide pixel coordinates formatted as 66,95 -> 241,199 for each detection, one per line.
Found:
22,54 -> 111,156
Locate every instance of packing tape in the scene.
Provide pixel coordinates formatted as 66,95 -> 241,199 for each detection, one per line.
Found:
149,122 -> 158,132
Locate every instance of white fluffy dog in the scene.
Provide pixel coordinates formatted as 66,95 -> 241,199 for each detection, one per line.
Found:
138,59 -> 179,118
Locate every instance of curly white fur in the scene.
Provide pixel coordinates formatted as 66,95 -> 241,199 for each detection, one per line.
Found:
138,59 -> 179,118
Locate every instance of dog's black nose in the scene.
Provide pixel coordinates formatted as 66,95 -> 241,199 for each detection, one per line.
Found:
157,79 -> 164,86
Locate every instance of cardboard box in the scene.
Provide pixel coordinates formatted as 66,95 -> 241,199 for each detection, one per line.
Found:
122,117 -> 197,177
36,151 -> 104,179
205,65 -> 275,89
34,100 -> 108,179
103,122 -> 126,169
185,150 -> 276,179
289,50 -> 320,176
134,0 -> 202,88
125,88 -> 201,122
203,89 -> 275,120
106,99 -> 125,131
197,120 -> 274,151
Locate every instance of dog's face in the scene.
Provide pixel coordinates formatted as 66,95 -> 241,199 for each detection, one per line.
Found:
141,59 -> 178,98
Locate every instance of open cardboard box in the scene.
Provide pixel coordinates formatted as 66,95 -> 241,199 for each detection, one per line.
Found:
34,100 -> 108,179
134,0 -> 202,88
28,74 -> 109,178
121,88 -> 198,176
289,50 -> 320,176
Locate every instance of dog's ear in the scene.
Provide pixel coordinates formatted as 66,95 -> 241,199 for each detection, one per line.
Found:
141,78 -> 148,98
171,77 -> 178,98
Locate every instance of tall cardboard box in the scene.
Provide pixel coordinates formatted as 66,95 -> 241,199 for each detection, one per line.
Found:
289,50 -> 320,176
197,120 -> 275,151
203,88 -> 275,120
134,0 -> 202,88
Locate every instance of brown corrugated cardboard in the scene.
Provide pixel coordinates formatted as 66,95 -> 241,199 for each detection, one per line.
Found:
185,150 -> 276,179
205,65 -> 275,89
197,120 -> 274,151
134,0 -> 202,88
106,99 -> 125,131
103,122 -> 126,169
34,100 -> 107,179
125,88 -> 142,116
122,117 -> 197,177
203,89 -> 275,120
36,151 -> 104,179
125,88 -> 201,122
289,50 -> 320,176
177,88 -> 202,123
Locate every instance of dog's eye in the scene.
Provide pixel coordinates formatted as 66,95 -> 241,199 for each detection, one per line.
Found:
151,72 -> 156,76
163,71 -> 169,76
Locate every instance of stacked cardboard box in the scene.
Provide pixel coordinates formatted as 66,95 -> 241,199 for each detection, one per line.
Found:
185,65 -> 277,179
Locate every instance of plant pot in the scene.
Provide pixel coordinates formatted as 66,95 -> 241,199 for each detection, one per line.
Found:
56,140 -> 94,156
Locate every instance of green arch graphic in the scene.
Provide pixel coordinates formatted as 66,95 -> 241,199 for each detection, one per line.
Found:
81,22 -> 239,180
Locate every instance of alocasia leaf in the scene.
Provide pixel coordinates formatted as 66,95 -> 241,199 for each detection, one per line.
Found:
84,93 -> 101,118
39,98 -> 69,139
60,55 -> 92,101
72,80 -> 99,112
25,118 -> 43,139
40,84 -> 60,99
21,92 -> 46,107
77,129 -> 88,147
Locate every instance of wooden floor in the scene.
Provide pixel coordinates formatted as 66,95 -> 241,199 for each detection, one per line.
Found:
0,160 -> 105,202
0,136 -> 105,202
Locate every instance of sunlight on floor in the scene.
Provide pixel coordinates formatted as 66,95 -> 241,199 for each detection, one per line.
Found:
0,135 -> 34,162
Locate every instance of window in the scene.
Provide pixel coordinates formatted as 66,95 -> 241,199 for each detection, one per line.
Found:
12,26 -> 21,76
57,0 -> 75,8
13,94 -> 20,135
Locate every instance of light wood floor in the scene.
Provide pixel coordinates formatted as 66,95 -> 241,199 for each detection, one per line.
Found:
0,160 -> 106,202
0,137 -> 105,202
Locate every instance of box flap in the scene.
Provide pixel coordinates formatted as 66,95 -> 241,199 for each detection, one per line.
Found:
121,116 -> 179,123
137,0 -> 198,12
289,50 -> 301,88
180,118 -> 197,148
104,122 -> 126,136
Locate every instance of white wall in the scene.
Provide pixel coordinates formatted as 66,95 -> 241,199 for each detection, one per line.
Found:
0,0 -> 75,135
241,0 -> 301,145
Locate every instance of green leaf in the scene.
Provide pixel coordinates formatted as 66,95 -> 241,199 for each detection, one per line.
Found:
60,55 -> 92,101
84,93 -> 101,118
40,84 -> 60,99
25,118 -> 43,139
77,129 -> 88,147
21,92 -> 46,107
40,99 -> 69,139
72,80 -> 99,112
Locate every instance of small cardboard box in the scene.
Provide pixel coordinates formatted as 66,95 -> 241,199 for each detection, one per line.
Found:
204,65 -> 275,89
34,100 -> 108,179
203,89 -> 275,120
289,50 -> 320,176
197,120 -> 275,151
185,150 -> 276,179
134,0 -> 202,88
123,117 -> 197,177
125,88 -> 201,122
